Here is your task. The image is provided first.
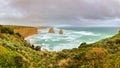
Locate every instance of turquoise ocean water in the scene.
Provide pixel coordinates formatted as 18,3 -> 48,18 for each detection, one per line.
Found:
28,27 -> 119,51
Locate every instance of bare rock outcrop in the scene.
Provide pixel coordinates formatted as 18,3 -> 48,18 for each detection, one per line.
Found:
59,29 -> 63,34
48,28 -> 55,33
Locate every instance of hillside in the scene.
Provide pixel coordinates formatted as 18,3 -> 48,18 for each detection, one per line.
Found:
0,25 -> 120,68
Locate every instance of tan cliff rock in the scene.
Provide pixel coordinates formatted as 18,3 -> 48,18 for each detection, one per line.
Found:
59,29 -> 63,34
48,28 -> 55,33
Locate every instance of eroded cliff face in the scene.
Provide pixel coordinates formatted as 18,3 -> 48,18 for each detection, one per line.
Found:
14,27 -> 38,38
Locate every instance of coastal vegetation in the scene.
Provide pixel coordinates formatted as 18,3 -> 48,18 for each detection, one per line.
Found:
0,25 -> 120,68
4,25 -> 38,38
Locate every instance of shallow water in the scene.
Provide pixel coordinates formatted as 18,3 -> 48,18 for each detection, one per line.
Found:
28,27 -> 119,51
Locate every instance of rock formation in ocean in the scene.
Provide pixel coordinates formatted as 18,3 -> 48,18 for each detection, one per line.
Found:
59,29 -> 63,34
48,28 -> 55,33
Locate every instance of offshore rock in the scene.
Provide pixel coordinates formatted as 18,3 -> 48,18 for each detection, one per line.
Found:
48,28 -> 55,33
59,29 -> 63,34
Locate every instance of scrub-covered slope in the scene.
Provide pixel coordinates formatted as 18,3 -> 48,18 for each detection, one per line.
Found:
0,25 -> 120,68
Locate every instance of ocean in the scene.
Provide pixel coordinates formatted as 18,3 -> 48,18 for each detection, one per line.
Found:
28,27 -> 119,51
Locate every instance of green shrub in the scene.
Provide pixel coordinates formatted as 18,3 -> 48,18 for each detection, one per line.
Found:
79,42 -> 87,48
115,39 -> 120,44
15,32 -> 21,37
14,56 -> 23,67
35,46 -> 41,51
57,53 -> 68,59
0,27 -> 14,34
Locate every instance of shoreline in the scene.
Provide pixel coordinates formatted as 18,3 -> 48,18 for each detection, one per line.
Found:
25,27 -> 49,40
25,34 -> 37,40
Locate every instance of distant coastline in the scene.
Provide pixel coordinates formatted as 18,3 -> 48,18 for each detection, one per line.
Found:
3,25 -> 48,39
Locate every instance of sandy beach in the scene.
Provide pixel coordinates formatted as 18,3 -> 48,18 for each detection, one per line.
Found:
25,34 -> 37,40
24,27 -> 48,40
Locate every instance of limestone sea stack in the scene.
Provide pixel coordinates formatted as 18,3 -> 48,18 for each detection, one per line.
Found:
48,27 -> 55,33
59,29 -> 63,34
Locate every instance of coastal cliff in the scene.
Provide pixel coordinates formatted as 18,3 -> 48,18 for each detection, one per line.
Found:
4,25 -> 38,38
0,25 -> 120,68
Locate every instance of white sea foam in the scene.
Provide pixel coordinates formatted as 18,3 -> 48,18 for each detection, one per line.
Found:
52,43 -> 80,51
73,31 -> 101,36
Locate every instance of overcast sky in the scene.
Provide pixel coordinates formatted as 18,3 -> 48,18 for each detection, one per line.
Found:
0,0 -> 120,27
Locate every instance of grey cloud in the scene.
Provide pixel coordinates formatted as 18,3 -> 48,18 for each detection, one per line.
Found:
0,0 -> 120,26
11,0 -> 120,19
